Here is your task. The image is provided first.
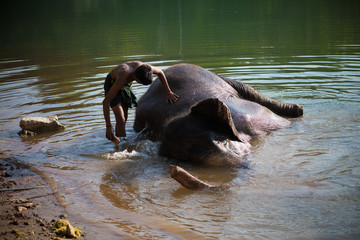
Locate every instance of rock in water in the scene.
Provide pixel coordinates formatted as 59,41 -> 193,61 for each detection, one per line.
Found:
19,115 -> 65,135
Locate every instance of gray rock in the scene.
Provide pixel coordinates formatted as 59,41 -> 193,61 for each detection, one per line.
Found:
19,115 -> 65,135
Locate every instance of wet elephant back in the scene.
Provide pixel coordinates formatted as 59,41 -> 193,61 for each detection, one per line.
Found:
134,64 -> 237,137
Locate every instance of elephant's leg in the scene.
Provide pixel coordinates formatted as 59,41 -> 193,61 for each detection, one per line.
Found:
220,76 -> 303,117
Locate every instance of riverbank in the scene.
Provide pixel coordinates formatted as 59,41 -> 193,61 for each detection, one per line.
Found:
0,159 -> 82,239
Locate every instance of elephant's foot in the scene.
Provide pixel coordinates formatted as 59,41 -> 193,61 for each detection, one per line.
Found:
169,165 -> 222,190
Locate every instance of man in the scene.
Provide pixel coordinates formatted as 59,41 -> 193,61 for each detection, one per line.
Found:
103,61 -> 179,143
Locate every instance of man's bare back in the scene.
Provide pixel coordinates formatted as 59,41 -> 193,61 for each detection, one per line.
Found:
109,61 -> 142,84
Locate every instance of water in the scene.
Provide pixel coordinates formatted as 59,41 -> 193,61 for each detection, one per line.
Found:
1,1 -> 360,239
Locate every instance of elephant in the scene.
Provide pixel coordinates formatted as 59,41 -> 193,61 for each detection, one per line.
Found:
134,63 -> 303,168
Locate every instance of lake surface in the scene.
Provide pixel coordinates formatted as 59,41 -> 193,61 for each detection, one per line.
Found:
1,1 -> 360,239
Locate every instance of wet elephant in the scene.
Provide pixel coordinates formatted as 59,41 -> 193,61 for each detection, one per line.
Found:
134,63 -> 303,167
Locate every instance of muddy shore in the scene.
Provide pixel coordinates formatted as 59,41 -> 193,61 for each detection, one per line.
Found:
0,160 -> 83,239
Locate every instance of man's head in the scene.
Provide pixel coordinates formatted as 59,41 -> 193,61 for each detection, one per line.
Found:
134,64 -> 153,85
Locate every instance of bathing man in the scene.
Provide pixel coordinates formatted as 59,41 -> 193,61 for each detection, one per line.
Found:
103,61 -> 179,143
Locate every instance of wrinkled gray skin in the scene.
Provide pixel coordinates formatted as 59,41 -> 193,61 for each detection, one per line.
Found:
134,64 -> 303,167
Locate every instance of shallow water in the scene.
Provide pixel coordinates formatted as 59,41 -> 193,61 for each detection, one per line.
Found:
1,1 -> 360,239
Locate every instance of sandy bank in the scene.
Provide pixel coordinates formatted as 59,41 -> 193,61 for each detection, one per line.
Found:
0,159 -> 83,239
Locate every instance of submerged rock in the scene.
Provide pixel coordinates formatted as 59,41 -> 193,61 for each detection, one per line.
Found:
18,129 -> 37,137
19,115 -> 65,136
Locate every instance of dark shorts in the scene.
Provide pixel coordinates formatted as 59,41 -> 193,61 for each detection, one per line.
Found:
104,73 -> 138,108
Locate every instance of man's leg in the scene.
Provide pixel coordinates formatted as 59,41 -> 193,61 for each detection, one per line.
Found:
112,102 -> 128,138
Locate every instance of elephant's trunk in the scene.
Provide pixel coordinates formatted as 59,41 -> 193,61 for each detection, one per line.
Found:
169,165 -> 225,190
220,76 -> 304,118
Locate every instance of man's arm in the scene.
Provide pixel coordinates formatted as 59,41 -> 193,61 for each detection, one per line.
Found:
152,66 -> 179,103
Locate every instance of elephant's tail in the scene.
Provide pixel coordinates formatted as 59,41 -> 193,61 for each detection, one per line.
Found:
219,75 -> 303,118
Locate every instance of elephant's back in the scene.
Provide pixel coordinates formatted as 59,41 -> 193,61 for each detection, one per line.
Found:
164,63 -> 235,96
139,63 -> 234,106
165,63 -> 223,85
134,64 -> 235,137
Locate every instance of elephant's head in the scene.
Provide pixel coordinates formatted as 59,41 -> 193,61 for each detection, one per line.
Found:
159,98 -> 251,167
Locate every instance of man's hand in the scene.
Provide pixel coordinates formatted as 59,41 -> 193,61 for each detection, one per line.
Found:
106,125 -> 115,141
166,91 -> 179,103
152,67 -> 179,104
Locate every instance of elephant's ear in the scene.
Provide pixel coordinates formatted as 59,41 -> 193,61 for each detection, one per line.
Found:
190,98 -> 243,142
